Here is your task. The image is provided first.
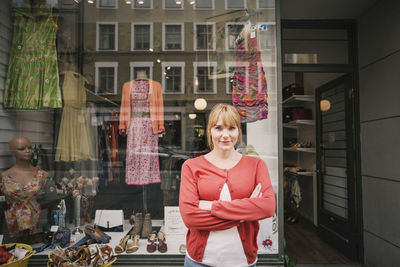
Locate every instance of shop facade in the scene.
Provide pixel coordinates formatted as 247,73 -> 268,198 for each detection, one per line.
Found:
0,0 -> 284,265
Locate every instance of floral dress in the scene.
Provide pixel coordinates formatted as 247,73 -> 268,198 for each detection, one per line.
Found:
3,5 -> 62,109
0,170 -> 47,235
232,30 -> 268,122
125,79 -> 161,185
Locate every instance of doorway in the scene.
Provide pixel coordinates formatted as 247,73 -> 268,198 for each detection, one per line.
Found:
281,20 -> 363,265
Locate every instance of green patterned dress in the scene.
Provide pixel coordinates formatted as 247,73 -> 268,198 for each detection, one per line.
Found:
3,5 -> 62,109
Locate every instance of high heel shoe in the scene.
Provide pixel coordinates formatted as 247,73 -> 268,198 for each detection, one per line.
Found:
157,231 -> 167,253
126,234 -> 140,253
146,231 -> 157,253
115,234 -> 130,254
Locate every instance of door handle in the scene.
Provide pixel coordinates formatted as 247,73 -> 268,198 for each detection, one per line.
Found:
329,216 -> 336,223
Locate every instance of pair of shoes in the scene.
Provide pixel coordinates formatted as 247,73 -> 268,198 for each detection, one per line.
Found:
147,230 -> 168,253
126,234 -> 140,253
132,213 -> 152,238
114,227 -> 135,254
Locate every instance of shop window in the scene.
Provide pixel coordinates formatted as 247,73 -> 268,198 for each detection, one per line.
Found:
130,62 -> 153,80
162,62 -> 185,94
258,0 -> 274,9
164,0 -> 184,9
132,23 -> 152,51
226,22 -> 245,51
225,61 -> 249,94
95,62 -> 118,95
194,0 -> 214,9
133,0 -> 152,8
163,23 -> 184,51
97,0 -> 118,8
97,22 -> 118,51
193,62 -> 217,94
194,23 -> 215,51
226,0 -> 246,9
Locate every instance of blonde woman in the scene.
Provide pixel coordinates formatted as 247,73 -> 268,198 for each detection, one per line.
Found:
179,104 -> 275,267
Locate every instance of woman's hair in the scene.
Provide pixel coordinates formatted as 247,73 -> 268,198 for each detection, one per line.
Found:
207,103 -> 242,150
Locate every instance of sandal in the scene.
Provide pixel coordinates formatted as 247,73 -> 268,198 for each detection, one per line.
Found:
157,231 -> 167,253
146,231 -> 157,253
126,234 -> 140,253
114,234 -> 130,254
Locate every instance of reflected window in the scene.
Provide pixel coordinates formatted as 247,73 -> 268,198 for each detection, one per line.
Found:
95,62 -> 118,95
98,0 -> 117,8
133,0 -> 151,8
164,0 -> 183,9
162,62 -> 185,94
97,23 -> 117,51
132,23 -> 152,50
130,61 -> 153,80
258,0 -> 274,8
226,23 -> 244,50
226,0 -> 245,9
193,62 -> 216,94
195,0 -> 213,9
164,24 -> 184,50
194,23 -> 215,51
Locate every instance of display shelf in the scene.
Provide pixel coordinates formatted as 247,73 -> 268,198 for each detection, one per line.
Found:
282,94 -> 314,107
283,147 -> 316,153
283,120 -> 315,128
285,171 -> 314,177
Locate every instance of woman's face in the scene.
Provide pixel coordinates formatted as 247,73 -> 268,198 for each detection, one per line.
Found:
210,116 -> 239,152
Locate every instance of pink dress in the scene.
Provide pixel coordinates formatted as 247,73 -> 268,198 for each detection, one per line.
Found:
125,79 -> 161,185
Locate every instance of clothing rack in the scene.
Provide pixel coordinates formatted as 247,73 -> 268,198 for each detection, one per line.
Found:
85,88 -> 119,107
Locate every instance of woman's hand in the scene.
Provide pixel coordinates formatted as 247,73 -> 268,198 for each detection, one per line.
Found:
198,200 -> 213,211
250,183 -> 263,198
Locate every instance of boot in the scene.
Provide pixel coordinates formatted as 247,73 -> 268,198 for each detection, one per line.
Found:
141,213 -> 152,238
131,213 -> 143,236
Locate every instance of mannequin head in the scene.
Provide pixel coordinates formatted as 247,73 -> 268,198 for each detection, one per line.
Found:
9,136 -> 33,161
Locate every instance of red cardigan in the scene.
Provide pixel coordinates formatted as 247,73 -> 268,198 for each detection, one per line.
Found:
179,155 -> 275,264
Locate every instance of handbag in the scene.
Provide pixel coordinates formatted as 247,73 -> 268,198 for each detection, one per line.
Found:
94,210 -> 124,232
282,83 -> 304,100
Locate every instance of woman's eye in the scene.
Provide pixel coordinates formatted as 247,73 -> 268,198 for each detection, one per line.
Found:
229,126 -> 236,130
215,126 -> 222,130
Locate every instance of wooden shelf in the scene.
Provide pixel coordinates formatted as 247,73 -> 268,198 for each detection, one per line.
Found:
285,171 -> 314,177
283,120 -> 315,128
283,147 -> 316,153
282,95 -> 314,107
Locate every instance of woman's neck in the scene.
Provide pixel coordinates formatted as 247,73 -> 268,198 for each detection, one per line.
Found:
209,148 -> 239,160
14,159 -> 34,170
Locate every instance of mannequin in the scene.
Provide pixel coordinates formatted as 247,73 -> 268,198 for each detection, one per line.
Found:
0,137 -> 48,236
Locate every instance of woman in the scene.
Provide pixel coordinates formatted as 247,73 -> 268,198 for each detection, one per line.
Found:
179,104 -> 275,267
0,136 -> 48,237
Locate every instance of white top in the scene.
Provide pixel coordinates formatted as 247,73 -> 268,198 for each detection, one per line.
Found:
201,183 -> 251,267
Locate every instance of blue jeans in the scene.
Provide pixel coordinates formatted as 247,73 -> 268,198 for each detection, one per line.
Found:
184,255 -> 257,267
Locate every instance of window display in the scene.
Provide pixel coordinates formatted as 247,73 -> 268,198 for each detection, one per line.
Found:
0,0 -> 280,265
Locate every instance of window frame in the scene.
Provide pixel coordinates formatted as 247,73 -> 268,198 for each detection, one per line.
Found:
130,61 -> 154,81
161,61 -> 185,94
96,22 -> 118,51
95,62 -> 119,95
131,22 -> 153,51
163,23 -> 185,51
193,0 -> 214,9
225,0 -> 246,10
225,22 -> 246,51
193,61 -> 217,94
163,0 -> 184,9
96,0 -> 118,9
225,61 -> 249,94
193,22 -> 216,51
131,0 -> 152,9
257,0 -> 275,9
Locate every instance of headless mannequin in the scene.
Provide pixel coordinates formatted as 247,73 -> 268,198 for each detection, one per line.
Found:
136,69 -> 147,79
1,137 -> 48,237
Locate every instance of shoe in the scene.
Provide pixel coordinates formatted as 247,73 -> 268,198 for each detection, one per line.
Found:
131,212 -> 143,236
126,234 -> 140,253
146,231 -> 157,253
115,234 -> 130,254
157,231 -> 167,253
179,244 -> 186,254
141,213 -> 152,238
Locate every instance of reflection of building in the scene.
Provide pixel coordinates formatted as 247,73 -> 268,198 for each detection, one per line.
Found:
81,0 -> 276,150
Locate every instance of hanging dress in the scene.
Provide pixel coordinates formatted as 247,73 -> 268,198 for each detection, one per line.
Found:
0,170 -> 48,235
55,71 -> 94,162
125,79 -> 161,185
232,27 -> 268,122
3,5 -> 62,109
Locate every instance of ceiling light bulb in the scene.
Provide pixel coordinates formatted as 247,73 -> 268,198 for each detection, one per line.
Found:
157,59 -> 161,63
149,48 -> 153,51
189,114 -> 197,120
167,66 -> 171,70
176,0 -> 182,4
190,1 -> 195,4
126,0 -> 132,4
88,0 -> 94,3
194,98 -> 207,110
138,0 -> 144,4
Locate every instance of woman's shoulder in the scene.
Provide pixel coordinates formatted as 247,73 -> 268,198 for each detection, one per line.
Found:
36,169 -> 49,179
182,156 -> 205,168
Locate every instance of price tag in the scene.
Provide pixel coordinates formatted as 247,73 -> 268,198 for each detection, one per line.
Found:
50,225 -> 59,232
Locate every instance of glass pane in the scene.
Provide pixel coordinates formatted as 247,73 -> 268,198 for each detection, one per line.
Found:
134,0 -> 151,8
134,25 -> 150,50
165,25 -> 182,49
99,24 -> 115,50
196,0 -> 212,8
259,0 -> 274,8
98,67 -> 115,94
227,0 -> 244,8
100,0 -> 116,7
165,0 -> 182,8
